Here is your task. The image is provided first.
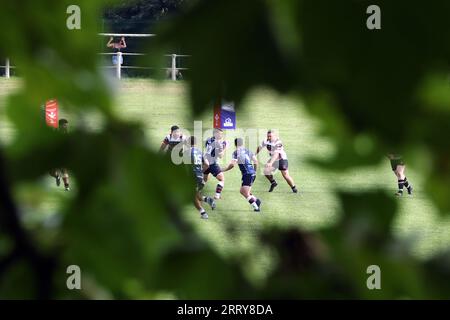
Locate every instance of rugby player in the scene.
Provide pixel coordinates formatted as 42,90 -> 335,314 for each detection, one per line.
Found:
387,154 -> 413,196
256,129 -> 298,193
49,118 -> 70,191
189,136 -> 216,219
160,125 -> 185,153
222,138 -> 261,212
204,128 -> 228,200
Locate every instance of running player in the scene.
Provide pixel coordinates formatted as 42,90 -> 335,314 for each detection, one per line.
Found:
387,154 -> 413,196
256,129 -> 298,193
49,118 -> 70,191
222,138 -> 261,212
160,125 -> 185,153
189,136 -> 216,219
204,128 -> 227,200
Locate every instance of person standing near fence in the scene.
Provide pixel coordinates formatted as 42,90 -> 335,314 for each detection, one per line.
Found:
107,36 -> 126,65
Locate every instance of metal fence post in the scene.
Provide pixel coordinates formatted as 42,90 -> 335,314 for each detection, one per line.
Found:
171,54 -> 177,81
5,58 -> 10,78
116,52 -> 122,79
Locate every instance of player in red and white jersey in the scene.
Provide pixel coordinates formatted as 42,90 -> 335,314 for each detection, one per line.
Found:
160,125 -> 185,153
256,129 -> 298,193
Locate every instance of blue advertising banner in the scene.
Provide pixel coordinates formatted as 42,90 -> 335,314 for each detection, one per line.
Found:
214,101 -> 236,130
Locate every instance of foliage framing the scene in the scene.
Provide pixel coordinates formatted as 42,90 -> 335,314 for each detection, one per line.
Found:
0,0 -> 449,299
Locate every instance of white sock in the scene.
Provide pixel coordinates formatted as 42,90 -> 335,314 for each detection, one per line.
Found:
215,181 -> 224,198
246,196 -> 258,209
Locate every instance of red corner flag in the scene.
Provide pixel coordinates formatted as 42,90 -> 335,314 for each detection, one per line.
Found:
45,99 -> 59,128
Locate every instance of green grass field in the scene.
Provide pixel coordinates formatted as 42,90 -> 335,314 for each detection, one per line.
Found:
1,77 -> 449,285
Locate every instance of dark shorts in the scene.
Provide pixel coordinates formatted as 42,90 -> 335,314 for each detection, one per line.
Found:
242,174 -> 256,187
203,163 -> 222,177
390,159 -> 404,171
272,159 -> 289,171
49,168 -> 68,177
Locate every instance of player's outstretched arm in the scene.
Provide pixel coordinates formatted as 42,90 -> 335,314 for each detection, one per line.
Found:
159,141 -> 168,152
255,145 -> 262,155
202,157 -> 210,172
252,155 -> 259,171
222,160 -> 236,172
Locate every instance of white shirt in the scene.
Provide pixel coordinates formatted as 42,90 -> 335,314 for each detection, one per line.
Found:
163,134 -> 185,150
260,139 -> 287,160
